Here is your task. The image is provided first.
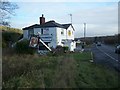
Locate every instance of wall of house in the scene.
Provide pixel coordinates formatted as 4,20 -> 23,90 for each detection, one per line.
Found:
23,27 -> 58,48
37,27 -> 57,48
47,27 -> 57,48
23,30 -> 28,39
66,25 -> 74,40
56,26 -> 76,51
23,28 -> 35,39
34,28 -> 41,35
56,27 -> 67,46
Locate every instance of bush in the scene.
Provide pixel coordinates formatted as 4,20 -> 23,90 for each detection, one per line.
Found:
15,40 -> 36,54
2,39 -> 7,48
51,46 -> 70,56
2,32 -> 22,48
104,37 -> 116,45
52,45 -> 64,56
76,43 -> 81,47
63,46 -> 69,52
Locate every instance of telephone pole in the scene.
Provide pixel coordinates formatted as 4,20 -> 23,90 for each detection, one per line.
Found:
83,23 -> 86,45
84,23 -> 86,40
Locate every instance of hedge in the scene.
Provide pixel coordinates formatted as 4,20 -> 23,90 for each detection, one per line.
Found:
15,40 -> 36,54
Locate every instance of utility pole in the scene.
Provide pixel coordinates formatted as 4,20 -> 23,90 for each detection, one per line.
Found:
69,14 -> 72,24
83,23 -> 86,45
84,23 -> 86,40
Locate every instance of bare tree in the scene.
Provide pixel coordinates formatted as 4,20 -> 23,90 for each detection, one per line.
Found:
0,0 -> 18,26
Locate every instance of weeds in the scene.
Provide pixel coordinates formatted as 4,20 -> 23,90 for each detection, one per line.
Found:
2,52 -> 120,88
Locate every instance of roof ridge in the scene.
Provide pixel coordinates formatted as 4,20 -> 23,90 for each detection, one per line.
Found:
23,21 -> 73,30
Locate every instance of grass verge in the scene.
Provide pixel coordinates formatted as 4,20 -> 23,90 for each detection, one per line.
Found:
2,52 -> 120,88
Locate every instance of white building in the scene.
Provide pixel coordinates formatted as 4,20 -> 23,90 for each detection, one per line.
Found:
23,14 -> 76,51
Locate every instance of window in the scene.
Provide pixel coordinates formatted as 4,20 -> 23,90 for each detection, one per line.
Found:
41,29 -> 43,34
61,29 -> 64,35
68,30 -> 71,36
43,28 -> 49,35
41,28 -> 49,35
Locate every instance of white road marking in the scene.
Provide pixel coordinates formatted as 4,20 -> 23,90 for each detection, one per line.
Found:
96,46 -> 119,63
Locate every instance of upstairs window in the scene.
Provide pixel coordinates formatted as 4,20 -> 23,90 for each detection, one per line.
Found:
41,28 -> 49,35
68,30 -> 71,36
43,28 -> 49,35
41,29 -> 43,34
61,29 -> 64,35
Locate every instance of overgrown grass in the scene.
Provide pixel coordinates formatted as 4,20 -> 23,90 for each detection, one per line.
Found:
73,52 -> 92,61
73,52 -> 119,88
2,52 -> 120,88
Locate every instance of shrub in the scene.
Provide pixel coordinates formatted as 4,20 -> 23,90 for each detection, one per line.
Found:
2,39 -> 7,48
104,37 -> 116,45
15,40 -> 36,54
63,46 -> 69,52
2,32 -> 22,48
52,45 -> 64,56
49,46 -> 69,56
76,43 -> 81,47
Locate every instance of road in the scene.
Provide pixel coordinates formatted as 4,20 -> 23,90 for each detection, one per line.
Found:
91,44 -> 120,72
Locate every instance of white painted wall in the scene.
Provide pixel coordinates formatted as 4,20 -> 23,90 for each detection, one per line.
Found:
34,28 -> 41,35
56,27 -> 67,46
45,27 -> 57,48
55,25 -> 76,51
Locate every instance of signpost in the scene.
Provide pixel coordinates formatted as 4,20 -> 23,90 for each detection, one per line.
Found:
29,33 -> 52,52
29,36 -> 39,48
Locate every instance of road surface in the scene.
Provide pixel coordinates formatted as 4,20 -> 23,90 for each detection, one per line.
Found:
91,44 -> 120,72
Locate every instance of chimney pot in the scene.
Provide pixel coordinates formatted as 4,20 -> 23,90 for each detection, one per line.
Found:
40,14 -> 45,25
42,14 -> 44,17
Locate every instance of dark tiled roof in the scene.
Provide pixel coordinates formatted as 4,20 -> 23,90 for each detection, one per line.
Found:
40,20 -> 65,28
62,24 -> 71,29
23,24 -> 40,30
23,20 -> 72,30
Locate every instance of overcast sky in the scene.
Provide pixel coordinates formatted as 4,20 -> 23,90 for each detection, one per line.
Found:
9,0 -> 119,38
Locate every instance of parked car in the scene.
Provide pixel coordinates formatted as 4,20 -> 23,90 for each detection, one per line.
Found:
97,42 -> 101,46
115,45 -> 120,54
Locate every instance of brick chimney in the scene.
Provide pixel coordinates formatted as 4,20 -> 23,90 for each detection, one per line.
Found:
40,14 -> 45,25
